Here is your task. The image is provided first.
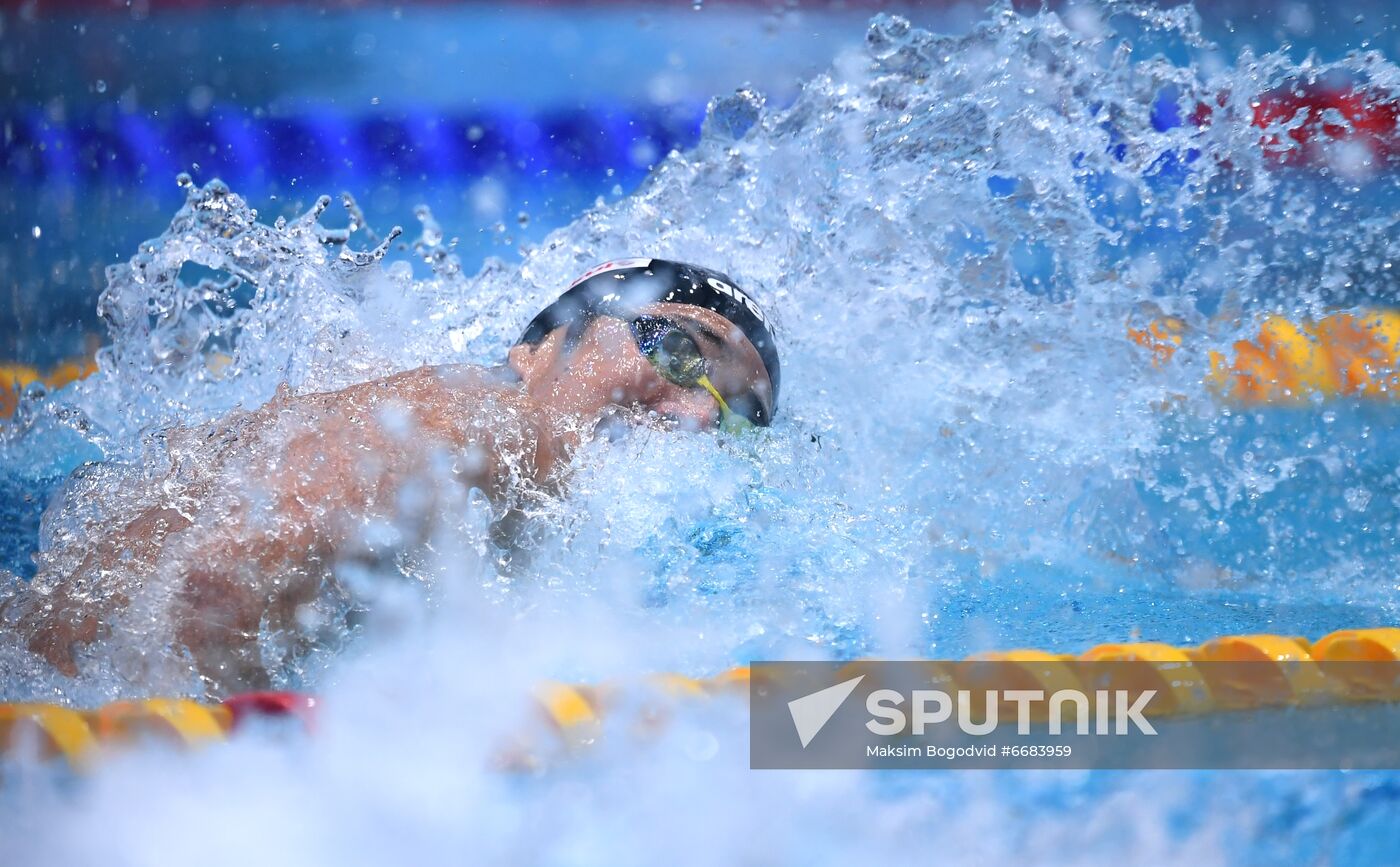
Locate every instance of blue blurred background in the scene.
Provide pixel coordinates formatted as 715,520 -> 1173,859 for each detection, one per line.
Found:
3,0 -> 1397,366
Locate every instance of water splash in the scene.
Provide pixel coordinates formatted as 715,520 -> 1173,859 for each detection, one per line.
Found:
4,0 -> 1399,683
3,3 -> 1400,861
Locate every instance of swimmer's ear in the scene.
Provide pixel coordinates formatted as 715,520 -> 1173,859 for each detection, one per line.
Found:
507,341 -> 544,381
508,328 -> 568,383
510,319 -> 601,385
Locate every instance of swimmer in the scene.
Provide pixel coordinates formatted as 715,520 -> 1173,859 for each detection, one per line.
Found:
5,259 -> 780,691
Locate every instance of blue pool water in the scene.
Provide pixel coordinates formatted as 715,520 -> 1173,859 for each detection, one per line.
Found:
4,2 -> 1400,864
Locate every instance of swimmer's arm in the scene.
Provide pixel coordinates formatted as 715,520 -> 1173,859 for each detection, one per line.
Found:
18,506 -> 195,676
162,369 -> 576,686
269,365 -> 575,510
19,366 -> 574,682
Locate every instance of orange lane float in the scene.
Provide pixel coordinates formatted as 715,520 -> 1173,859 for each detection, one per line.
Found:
1127,316 -> 1186,366
0,353 -> 97,418
3,627 -> 1398,769
1205,311 -> 1400,404
1126,308 -> 1400,404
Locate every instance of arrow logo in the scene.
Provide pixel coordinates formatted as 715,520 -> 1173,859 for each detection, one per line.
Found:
787,675 -> 864,748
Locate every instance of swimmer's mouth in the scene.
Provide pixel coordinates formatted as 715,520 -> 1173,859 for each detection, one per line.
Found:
593,409 -> 634,442
591,407 -> 701,441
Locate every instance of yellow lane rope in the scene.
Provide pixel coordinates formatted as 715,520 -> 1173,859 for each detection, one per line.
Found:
2,627 -> 1397,768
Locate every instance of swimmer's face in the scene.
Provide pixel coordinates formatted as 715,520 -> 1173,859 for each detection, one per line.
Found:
508,302 -> 774,432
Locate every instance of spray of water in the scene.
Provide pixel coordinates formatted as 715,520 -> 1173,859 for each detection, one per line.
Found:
3,3 -> 1400,861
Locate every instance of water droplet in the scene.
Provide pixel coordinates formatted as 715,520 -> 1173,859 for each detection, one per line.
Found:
176,172 -> 192,188
31,225 -> 41,238
95,79 -> 107,94
516,211 -> 530,227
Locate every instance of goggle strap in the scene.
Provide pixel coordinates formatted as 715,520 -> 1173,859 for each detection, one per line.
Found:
696,374 -> 732,416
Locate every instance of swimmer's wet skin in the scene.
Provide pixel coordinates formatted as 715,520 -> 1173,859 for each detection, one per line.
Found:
8,259 -> 779,693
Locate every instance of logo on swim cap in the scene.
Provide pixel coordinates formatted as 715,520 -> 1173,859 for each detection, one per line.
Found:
704,276 -> 769,327
568,257 -> 654,289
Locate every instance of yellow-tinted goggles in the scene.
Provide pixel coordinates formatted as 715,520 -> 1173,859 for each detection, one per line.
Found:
628,314 -> 759,433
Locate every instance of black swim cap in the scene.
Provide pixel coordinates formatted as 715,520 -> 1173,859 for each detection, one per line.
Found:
517,258 -> 781,423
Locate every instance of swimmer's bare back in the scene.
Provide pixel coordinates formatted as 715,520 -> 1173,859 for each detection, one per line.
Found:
14,364 -> 577,687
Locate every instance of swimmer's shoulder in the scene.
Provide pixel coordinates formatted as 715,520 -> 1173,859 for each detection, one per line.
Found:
419,362 -> 523,393
255,363 -> 525,416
